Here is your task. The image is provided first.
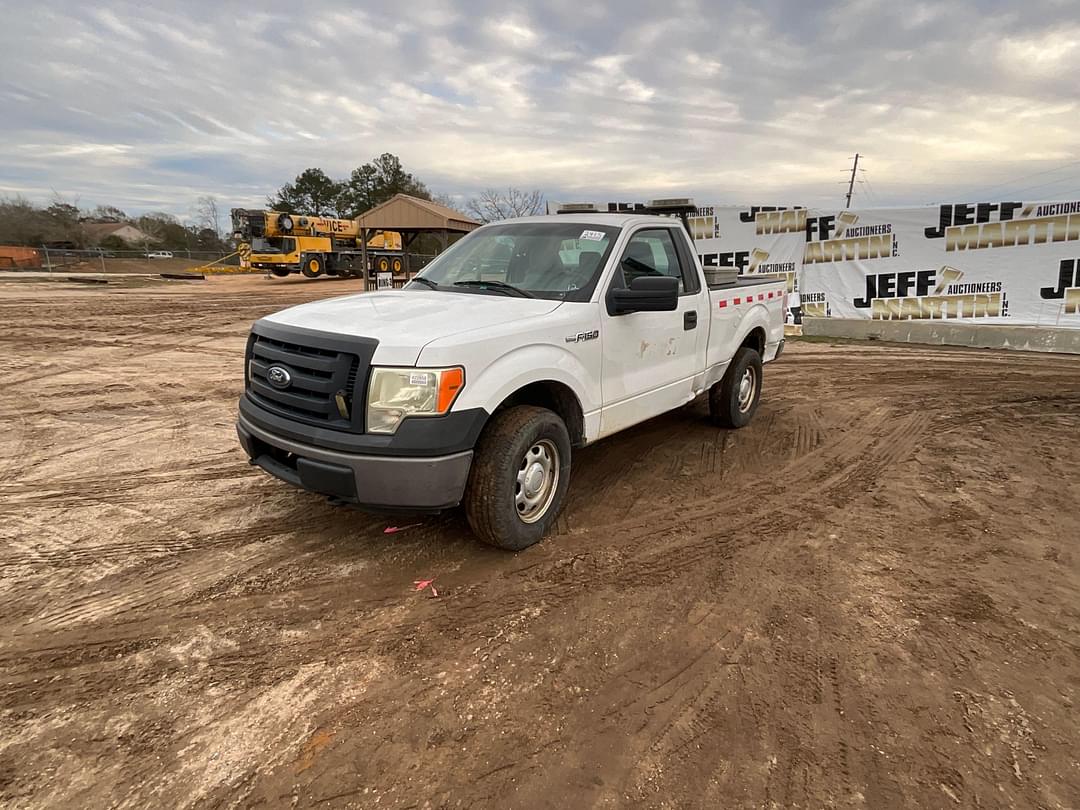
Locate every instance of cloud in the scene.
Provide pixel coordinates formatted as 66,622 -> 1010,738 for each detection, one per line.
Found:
1,0 -> 1078,217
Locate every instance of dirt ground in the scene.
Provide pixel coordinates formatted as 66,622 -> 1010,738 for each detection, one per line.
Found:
1,275 -> 1078,809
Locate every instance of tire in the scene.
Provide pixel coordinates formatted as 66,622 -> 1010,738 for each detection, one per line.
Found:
709,346 -> 763,429
301,254 -> 324,278
337,258 -> 353,278
376,256 -> 390,273
392,257 -> 403,273
464,406 -> 572,551
270,267 -> 291,278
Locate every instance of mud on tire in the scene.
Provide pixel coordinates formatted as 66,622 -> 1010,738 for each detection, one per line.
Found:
464,405 -> 571,551
709,346 -> 763,429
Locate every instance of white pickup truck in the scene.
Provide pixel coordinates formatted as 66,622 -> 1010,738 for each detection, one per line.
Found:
237,213 -> 786,549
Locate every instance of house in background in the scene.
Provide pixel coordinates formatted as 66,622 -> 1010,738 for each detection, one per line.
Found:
83,221 -> 156,246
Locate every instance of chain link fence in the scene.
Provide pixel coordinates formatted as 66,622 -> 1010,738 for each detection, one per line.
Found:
0,247 -> 241,273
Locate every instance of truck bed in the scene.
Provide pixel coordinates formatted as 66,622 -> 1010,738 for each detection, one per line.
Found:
705,274 -> 786,370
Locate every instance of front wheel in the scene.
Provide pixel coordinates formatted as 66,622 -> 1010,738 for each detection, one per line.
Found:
709,346 -> 763,429
301,254 -> 324,278
465,406 -> 571,551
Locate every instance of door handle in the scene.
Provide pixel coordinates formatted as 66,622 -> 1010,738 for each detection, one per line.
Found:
683,310 -> 698,330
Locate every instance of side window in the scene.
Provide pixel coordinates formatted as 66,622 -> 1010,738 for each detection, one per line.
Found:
616,228 -> 694,294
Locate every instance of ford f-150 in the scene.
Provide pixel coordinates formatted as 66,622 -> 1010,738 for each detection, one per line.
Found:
237,212 -> 786,549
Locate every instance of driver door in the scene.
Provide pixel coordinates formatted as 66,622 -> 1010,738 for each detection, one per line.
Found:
599,226 -> 705,437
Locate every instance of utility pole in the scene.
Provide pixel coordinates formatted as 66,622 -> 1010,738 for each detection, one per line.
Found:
845,153 -> 860,209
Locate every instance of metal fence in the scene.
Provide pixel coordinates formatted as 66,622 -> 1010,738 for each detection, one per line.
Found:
11,247 -> 240,272
3,245 -> 435,278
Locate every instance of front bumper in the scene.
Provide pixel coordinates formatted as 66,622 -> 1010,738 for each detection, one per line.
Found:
237,413 -> 472,511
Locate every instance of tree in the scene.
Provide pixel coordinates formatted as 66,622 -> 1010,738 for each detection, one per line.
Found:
464,188 -> 545,223
91,205 -> 127,222
267,168 -> 342,216
0,196 -> 49,246
336,152 -> 431,218
193,195 -> 221,238
194,227 -> 223,251
46,197 -> 87,246
99,234 -> 128,251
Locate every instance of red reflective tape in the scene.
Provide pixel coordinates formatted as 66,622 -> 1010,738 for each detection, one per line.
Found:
733,297 -> 741,304
758,293 -> 765,301
718,299 -> 728,308
767,291 -> 774,298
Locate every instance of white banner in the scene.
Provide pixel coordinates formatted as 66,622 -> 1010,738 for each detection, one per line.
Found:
690,205 -> 805,297
693,201 -> 1080,328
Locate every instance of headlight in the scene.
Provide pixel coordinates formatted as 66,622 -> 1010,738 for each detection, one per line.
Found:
366,366 -> 465,434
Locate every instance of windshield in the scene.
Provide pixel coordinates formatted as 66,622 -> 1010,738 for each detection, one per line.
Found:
410,222 -> 619,302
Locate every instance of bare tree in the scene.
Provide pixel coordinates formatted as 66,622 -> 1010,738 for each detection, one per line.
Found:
430,192 -> 461,209
464,188 -> 545,223
194,195 -> 221,238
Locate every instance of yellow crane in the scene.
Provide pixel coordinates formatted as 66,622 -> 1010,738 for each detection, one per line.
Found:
231,209 -> 404,279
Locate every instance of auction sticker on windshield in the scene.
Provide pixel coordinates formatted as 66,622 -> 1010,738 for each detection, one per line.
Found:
579,230 -> 605,241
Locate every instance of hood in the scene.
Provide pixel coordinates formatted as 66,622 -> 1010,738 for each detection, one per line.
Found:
262,289 -> 564,365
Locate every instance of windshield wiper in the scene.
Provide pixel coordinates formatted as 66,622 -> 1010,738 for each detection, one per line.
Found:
408,276 -> 439,290
452,280 -> 535,298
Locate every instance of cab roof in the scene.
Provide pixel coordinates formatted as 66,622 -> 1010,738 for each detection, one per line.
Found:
489,213 -> 686,229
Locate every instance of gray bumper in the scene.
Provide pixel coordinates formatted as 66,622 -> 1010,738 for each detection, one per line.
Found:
237,414 -> 472,511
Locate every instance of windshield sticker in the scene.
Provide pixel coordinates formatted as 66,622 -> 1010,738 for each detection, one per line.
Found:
579,229 -> 605,241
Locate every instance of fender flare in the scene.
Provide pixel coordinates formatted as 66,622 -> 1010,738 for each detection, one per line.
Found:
449,344 -> 598,437
733,303 -> 774,353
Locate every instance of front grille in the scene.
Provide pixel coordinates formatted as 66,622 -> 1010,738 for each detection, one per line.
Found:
246,332 -> 361,431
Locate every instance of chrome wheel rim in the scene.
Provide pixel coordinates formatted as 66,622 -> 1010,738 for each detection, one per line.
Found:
515,439 -> 559,523
737,367 -> 757,413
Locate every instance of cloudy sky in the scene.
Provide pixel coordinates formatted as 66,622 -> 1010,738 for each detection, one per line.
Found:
2,0 -> 1079,219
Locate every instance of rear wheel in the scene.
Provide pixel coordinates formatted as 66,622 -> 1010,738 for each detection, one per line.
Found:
392,257 -> 403,273
465,406 -> 571,551
270,267 -> 291,278
301,254 -> 325,278
709,346 -> 762,429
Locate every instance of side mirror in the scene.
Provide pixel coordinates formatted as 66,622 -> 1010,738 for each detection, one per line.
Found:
608,275 -> 679,315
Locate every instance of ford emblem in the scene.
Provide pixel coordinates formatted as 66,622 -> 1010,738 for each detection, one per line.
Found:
266,365 -> 292,389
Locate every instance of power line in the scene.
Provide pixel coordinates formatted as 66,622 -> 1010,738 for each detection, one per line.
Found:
859,169 -> 882,207
851,180 -> 870,206
957,157 -> 1080,200
995,172 -> 1080,199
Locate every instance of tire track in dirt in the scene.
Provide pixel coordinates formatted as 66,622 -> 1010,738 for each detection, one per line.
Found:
494,408 -> 933,806
95,411 -> 928,676
0,405 -> 33,485
6,278 -> 1078,808
0,402 -> 931,716
0,455 -> 246,500
14,405 -> 908,637
7,504 -> 348,633
627,409 -> 926,804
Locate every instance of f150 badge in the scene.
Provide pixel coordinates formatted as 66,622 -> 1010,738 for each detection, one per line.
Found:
565,330 -> 599,343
